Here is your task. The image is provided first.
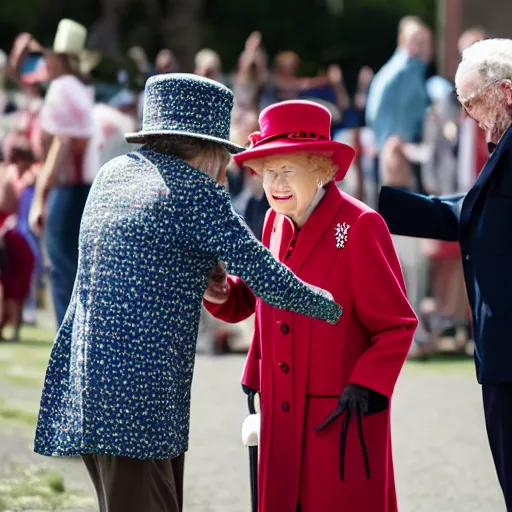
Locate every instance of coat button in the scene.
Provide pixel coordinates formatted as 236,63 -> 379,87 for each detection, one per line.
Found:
280,323 -> 290,335
281,401 -> 290,412
279,363 -> 290,373
465,254 -> 471,261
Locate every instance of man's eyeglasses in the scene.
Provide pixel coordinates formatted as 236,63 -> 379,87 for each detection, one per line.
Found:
457,78 -> 511,113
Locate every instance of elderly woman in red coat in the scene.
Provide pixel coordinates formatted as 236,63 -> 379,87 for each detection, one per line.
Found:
204,100 -> 417,512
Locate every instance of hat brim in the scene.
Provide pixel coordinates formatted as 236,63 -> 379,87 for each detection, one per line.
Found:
233,140 -> 356,182
124,130 -> 245,154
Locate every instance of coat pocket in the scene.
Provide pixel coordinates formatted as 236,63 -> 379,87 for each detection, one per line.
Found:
300,397 -> 392,512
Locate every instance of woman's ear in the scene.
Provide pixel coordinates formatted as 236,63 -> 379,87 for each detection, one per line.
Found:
316,165 -> 332,186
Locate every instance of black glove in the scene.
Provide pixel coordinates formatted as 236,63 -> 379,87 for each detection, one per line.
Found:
315,383 -> 388,481
241,383 -> 256,396
242,383 -> 258,415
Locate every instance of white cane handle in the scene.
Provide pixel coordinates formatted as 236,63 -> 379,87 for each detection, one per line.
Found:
242,413 -> 260,447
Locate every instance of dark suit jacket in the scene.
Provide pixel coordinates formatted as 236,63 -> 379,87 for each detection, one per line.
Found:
379,125 -> 512,384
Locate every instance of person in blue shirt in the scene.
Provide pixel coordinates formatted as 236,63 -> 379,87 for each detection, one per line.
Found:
368,22 -> 431,151
365,17 -> 431,205
365,15 -> 422,129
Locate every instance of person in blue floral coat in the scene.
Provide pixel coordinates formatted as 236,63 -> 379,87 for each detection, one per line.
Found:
33,73 -> 342,512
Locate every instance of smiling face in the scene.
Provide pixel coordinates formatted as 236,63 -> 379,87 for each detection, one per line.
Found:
246,152 -> 336,226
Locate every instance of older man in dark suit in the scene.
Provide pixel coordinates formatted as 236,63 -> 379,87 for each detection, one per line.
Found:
379,38 -> 512,510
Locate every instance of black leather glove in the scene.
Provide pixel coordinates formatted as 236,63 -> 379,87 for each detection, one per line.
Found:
242,383 -> 258,415
315,383 -> 388,481
241,383 -> 256,396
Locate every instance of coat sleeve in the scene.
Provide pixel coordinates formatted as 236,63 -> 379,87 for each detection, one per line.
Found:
378,186 -> 463,241
347,211 -> 418,398
203,275 -> 256,323
203,208 -> 275,323
188,184 -> 342,324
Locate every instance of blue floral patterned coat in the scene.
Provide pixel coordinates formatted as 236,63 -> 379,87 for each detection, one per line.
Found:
34,148 -> 341,460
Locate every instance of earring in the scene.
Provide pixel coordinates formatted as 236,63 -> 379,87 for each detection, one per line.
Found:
316,178 -> 323,189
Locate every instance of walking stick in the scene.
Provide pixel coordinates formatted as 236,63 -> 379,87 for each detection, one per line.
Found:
241,390 -> 260,512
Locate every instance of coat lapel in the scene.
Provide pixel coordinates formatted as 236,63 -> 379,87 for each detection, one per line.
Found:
286,182 -> 344,274
461,126 -> 512,232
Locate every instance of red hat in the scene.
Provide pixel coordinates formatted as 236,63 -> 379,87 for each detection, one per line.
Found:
233,100 -> 356,181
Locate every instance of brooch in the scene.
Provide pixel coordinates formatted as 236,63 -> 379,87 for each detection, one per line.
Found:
334,222 -> 350,249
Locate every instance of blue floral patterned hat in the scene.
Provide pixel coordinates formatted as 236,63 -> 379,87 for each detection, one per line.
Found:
125,73 -> 244,153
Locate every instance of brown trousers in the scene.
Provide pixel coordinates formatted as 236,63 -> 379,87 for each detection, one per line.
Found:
82,453 -> 185,512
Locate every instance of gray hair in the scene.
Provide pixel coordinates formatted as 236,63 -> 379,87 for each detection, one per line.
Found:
455,38 -> 512,90
147,135 -> 230,181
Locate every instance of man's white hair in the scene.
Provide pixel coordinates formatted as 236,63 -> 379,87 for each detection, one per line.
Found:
455,38 -> 512,89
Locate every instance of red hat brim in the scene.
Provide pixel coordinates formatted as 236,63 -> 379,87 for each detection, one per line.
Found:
233,139 -> 356,182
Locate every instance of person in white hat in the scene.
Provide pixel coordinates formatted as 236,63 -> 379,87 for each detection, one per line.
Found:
28,19 -> 95,328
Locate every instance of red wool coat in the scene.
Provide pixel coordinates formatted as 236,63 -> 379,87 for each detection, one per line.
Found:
205,182 -> 417,512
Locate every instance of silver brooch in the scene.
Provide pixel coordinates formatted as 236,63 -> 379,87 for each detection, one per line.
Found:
334,222 -> 350,249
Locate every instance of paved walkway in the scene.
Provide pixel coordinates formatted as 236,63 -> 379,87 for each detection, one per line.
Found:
0,354 -> 505,511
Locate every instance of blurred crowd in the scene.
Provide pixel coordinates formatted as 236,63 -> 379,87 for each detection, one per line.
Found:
0,16 -> 487,359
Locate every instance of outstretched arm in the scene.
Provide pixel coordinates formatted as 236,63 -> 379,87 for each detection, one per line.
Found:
188,181 -> 342,324
378,186 -> 463,241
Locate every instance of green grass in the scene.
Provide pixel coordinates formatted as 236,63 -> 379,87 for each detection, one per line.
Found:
15,325 -> 56,346
0,466 -> 94,511
0,325 -> 55,430
0,325 -> 54,385
0,325 -> 94,510
405,353 -> 475,375
0,401 -> 38,426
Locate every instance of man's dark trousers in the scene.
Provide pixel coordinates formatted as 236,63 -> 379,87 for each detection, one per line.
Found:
483,384 -> 512,510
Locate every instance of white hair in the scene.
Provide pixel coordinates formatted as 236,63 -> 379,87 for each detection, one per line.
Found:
455,38 -> 512,89
194,49 -> 221,71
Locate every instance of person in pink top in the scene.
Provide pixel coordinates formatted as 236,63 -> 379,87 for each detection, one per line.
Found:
0,136 -> 37,340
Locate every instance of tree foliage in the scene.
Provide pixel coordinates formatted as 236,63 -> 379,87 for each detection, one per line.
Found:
0,0 -> 436,91
203,0 -> 436,90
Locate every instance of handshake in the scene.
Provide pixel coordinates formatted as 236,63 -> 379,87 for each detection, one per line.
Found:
204,263 -> 230,304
